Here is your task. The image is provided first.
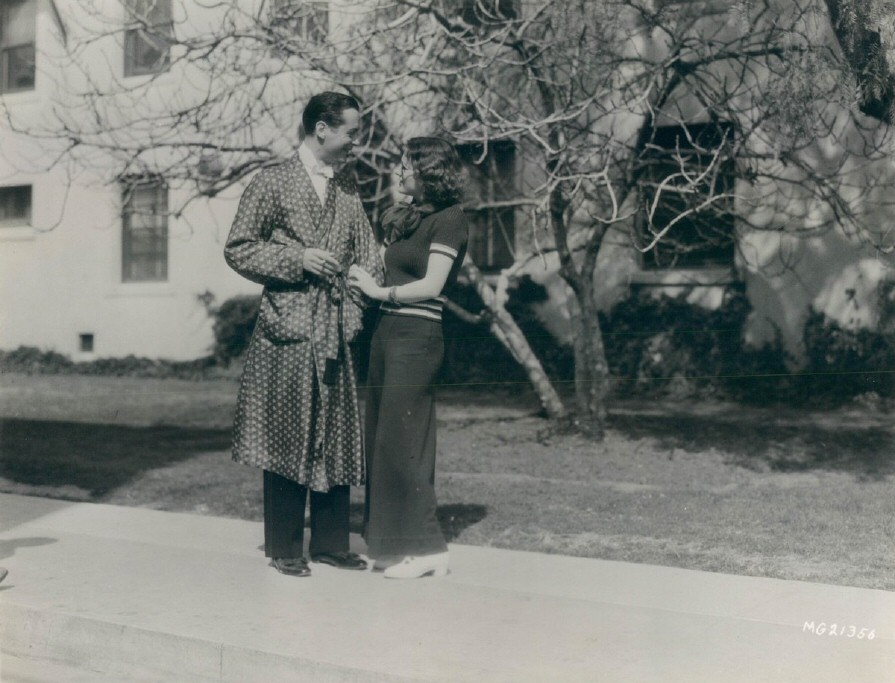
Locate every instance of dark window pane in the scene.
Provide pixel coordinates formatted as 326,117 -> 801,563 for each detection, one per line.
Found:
640,123 -> 736,270
123,0 -> 172,76
456,0 -> 517,25
2,0 -> 36,45
1,0 -> 37,93
457,141 -> 516,270
124,0 -> 172,25
122,181 -> 168,282
4,44 -> 35,90
124,27 -> 172,75
270,0 -> 329,44
0,185 -> 32,223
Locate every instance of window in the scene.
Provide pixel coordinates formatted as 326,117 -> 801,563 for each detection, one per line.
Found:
0,185 -> 32,225
639,122 -> 736,270
454,0 -> 517,26
122,179 -> 168,282
124,0 -> 173,76
0,0 -> 36,93
79,334 -> 94,353
457,141 -> 516,271
270,0 -> 329,46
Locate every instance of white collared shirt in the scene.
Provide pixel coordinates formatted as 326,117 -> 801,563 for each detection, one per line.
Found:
297,142 -> 334,205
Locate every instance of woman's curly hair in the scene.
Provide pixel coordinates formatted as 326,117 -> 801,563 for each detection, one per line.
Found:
405,137 -> 467,206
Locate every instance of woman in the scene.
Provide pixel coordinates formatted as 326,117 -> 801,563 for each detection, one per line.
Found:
348,137 -> 468,579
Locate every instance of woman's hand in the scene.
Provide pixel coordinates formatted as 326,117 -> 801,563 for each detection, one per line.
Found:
348,265 -> 383,300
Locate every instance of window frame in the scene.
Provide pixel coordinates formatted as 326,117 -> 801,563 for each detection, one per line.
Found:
456,140 -> 517,272
0,0 -> 37,94
123,0 -> 174,77
457,0 -> 518,26
637,121 -> 737,272
269,0 -> 330,48
121,178 -> 169,283
0,184 -> 33,227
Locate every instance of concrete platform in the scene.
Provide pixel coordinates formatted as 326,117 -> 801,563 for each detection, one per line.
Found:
0,492 -> 893,682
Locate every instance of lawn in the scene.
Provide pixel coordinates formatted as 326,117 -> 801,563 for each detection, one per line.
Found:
1,372 -> 893,590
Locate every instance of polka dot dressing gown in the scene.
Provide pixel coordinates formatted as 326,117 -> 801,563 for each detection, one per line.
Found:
224,155 -> 383,492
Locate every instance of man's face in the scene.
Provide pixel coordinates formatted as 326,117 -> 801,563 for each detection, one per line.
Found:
318,108 -> 360,165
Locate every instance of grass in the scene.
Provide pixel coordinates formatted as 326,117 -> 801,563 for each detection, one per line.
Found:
1,372 -> 893,590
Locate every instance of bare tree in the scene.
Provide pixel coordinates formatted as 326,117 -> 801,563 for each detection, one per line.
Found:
371,0 -> 893,435
823,0 -> 895,123
6,0 -> 893,435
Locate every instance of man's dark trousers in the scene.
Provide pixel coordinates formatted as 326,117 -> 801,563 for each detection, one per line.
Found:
263,470 -> 350,558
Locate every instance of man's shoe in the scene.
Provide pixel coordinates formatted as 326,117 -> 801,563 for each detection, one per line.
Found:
270,557 -> 311,577
310,551 -> 368,570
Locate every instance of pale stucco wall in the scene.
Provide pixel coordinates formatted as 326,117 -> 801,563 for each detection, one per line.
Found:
0,161 -> 260,360
0,0 -> 265,360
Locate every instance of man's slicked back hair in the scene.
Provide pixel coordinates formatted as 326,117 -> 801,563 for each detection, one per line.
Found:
302,92 -> 361,134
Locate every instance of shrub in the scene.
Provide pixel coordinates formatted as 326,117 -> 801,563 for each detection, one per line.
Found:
600,284 -> 792,402
440,277 -> 574,388
0,346 -> 216,380
800,310 -> 895,402
505,276 -> 575,384
0,346 -> 74,374
211,295 -> 259,364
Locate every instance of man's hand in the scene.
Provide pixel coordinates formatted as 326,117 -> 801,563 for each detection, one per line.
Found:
302,249 -> 341,277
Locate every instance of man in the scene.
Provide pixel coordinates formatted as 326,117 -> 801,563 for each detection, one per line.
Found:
225,92 -> 383,577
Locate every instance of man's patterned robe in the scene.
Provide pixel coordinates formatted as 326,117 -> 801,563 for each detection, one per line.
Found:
224,155 -> 383,491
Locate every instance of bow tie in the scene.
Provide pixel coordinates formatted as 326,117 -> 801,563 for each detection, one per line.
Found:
310,163 -> 334,179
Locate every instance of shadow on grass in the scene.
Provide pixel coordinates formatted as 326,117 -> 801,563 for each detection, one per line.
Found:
349,503 -> 488,542
608,411 -> 895,480
0,419 -> 231,496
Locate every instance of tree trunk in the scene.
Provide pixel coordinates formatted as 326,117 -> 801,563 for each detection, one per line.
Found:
549,178 -> 611,437
460,261 -> 568,420
570,283 -> 610,439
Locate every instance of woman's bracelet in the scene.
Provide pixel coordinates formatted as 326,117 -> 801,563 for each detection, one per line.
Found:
388,286 -> 399,304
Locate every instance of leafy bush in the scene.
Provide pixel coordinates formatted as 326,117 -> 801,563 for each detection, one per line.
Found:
600,284 -> 792,402
210,295 -> 259,364
0,346 -> 74,374
0,346 -> 215,380
440,282 -> 525,387
505,277 -> 575,384
440,277 -> 574,388
599,281 -> 895,405
800,309 -> 895,402
5,283 -> 891,406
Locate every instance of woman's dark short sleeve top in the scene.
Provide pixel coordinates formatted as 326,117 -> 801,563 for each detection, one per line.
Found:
384,204 -> 468,286
381,203 -> 469,321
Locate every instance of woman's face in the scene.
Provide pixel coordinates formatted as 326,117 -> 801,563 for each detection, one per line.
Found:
397,153 -> 421,200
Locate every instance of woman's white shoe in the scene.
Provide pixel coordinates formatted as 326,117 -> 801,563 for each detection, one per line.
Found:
383,552 -> 450,579
372,555 -> 401,571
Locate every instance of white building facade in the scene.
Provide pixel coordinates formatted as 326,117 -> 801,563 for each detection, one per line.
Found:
1,0 -> 893,363
0,0 -> 265,361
